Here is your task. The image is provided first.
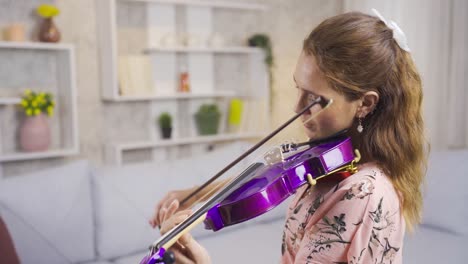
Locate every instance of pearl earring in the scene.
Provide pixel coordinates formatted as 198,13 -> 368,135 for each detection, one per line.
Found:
357,117 -> 363,133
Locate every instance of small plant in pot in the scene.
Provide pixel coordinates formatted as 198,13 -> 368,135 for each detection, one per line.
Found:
194,104 -> 221,135
157,112 -> 172,139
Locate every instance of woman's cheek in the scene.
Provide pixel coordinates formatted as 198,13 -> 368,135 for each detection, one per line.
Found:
317,113 -> 338,131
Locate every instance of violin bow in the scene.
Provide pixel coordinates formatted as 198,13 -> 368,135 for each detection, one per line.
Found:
179,96 -> 332,206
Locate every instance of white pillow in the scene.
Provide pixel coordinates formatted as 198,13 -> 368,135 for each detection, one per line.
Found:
92,142 -> 254,260
422,149 -> 468,236
0,160 -> 95,264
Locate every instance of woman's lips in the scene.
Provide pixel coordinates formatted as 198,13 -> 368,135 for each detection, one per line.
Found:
303,122 -> 315,129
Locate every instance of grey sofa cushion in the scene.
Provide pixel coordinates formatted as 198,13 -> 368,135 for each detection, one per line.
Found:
422,149 -> 468,236
404,225 -> 467,263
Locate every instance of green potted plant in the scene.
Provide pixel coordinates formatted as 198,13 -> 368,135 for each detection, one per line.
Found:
248,34 -> 273,69
157,112 -> 172,139
247,33 -> 274,108
194,104 -> 221,135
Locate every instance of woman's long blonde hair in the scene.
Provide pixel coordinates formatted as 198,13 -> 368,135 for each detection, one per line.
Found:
303,11 -> 428,230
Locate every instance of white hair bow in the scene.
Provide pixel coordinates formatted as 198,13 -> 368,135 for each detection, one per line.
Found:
371,8 -> 411,52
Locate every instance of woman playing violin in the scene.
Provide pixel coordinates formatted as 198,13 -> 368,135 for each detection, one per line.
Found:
149,9 -> 427,264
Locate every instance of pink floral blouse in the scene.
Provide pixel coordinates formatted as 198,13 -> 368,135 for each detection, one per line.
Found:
281,163 -> 405,264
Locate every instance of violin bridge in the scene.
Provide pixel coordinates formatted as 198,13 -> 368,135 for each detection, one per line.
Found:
264,147 -> 284,165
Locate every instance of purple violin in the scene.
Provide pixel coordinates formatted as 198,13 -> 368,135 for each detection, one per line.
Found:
140,97 -> 361,264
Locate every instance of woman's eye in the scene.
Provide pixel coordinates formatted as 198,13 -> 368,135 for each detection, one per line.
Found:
306,93 -> 318,102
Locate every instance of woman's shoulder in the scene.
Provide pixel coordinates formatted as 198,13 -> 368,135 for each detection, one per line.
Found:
332,162 -> 401,209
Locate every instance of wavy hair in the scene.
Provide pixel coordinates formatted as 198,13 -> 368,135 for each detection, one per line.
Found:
303,11 -> 428,230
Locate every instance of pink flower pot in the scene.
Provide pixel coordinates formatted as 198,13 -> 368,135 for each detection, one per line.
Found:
19,114 -> 51,152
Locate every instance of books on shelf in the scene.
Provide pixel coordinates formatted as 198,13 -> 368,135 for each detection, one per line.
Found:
118,55 -> 154,96
228,98 -> 269,134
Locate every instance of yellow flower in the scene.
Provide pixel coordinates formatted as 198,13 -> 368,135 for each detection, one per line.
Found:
47,107 -> 54,117
37,4 -> 60,18
20,90 -> 55,116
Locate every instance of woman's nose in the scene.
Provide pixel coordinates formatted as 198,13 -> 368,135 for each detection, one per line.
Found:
294,97 -> 313,115
294,93 -> 305,114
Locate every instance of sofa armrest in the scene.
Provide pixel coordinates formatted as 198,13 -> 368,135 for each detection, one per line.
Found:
0,216 -> 20,264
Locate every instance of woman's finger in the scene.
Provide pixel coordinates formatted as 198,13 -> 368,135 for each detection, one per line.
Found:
151,198 -> 168,227
161,192 -> 177,213
158,207 -> 168,228
159,200 -> 179,224
172,248 -> 195,264
160,210 -> 192,234
164,200 -> 180,222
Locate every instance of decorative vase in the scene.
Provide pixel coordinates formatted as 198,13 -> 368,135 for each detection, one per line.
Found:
195,112 -> 220,135
160,127 -> 172,139
19,114 -> 51,152
38,18 -> 61,43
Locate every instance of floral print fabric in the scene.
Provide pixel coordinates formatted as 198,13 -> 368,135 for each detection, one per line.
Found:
281,163 -> 405,264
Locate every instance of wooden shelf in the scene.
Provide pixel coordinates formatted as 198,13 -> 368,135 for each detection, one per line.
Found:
144,46 -> 263,54
117,0 -> 266,10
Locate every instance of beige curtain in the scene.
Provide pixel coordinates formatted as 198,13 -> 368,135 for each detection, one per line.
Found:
342,0 -> 468,150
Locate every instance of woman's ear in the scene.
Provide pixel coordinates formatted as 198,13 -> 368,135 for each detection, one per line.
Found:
357,91 -> 379,118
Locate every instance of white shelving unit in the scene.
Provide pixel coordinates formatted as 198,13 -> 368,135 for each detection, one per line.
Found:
0,149 -> 78,162
117,0 -> 267,10
103,90 -> 237,102
144,46 -> 263,54
106,132 -> 266,165
0,97 -> 21,105
0,41 -> 74,51
0,41 -> 79,165
97,0 -> 270,165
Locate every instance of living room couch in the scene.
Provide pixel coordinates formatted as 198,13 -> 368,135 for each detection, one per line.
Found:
0,143 -> 467,263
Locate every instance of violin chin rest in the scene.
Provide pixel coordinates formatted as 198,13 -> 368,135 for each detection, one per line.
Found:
163,250 -> 176,264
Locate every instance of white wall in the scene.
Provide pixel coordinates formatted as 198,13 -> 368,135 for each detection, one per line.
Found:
1,0 -> 342,177
5,0 -> 464,177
